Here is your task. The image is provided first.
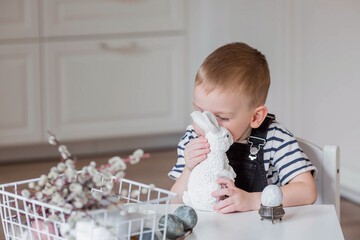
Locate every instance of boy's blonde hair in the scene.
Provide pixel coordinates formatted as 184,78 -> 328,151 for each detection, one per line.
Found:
195,42 -> 270,108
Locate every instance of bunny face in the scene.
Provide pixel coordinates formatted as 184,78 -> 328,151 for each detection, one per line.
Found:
206,126 -> 233,152
191,111 -> 234,152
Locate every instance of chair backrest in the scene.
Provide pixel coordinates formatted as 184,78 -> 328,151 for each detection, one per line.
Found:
297,138 -> 340,218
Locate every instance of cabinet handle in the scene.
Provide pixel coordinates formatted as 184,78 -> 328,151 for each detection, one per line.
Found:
99,41 -> 140,54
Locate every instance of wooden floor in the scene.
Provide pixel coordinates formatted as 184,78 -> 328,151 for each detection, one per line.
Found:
0,149 -> 359,240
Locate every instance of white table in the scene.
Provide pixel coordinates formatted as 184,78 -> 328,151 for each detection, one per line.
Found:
168,204 -> 344,240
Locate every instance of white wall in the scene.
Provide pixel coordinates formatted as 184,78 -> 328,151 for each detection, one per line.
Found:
186,0 -> 360,203
291,0 -> 360,203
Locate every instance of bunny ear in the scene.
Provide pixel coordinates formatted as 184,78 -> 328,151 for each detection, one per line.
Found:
203,111 -> 220,129
191,111 -> 219,133
191,111 -> 210,133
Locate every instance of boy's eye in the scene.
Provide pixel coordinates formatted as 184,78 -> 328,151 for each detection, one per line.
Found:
217,116 -> 229,121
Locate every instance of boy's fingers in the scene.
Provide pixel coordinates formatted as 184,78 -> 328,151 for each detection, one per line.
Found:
217,204 -> 237,214
190,154 -> 207,167
197,135 -> 207,141
213,197 -> 233,211
185,139 -> 210,161
211,188 -> 231,198
189,149 -> 210,159
185,142 -> 209,158
187,138 -> 209,150
216,177 -> 235,187
191,136 -> 208,145
187,143 -> 210,155
184,136 -> 209,169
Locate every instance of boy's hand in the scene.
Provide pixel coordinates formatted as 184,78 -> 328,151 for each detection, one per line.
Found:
184,136 -> 210,171
212,178 -> 260,213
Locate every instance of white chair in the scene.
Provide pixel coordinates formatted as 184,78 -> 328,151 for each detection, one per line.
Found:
297,138 -> 340,219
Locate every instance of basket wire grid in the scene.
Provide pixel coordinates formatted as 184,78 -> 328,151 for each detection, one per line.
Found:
0,176 -> 177,240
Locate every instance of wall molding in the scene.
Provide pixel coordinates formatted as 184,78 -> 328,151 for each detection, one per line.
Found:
0,133 -> 181,163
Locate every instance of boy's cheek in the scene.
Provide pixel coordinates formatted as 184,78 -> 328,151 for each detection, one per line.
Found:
193,122 -> 205,136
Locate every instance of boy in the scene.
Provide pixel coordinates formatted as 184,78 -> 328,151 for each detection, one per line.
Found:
169,42 -> 317,213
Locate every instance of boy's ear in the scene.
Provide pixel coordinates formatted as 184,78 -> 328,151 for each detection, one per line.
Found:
250,106 -> 268,128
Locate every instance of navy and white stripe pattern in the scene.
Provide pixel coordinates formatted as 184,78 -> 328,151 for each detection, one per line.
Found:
168,122 -> 317,187
168,125 -> 198,179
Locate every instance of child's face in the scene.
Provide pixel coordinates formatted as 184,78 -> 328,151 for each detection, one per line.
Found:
193,85 -> 255,142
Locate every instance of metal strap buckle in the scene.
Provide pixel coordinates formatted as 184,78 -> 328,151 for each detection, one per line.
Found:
247,136 -> 267,161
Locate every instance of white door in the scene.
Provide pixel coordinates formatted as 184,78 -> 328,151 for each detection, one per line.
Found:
0,43 -> 42,146
0,0 -> 39,39
41,0 -> 183,37
44,36 -> 185,141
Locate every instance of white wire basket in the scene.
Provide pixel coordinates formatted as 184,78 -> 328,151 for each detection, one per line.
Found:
0,176 -> 177,240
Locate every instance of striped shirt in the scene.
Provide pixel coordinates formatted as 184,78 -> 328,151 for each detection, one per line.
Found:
168,122 -> 317,187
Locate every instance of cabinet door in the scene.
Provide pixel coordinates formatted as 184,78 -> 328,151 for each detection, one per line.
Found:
0,44 -> 42,146
44,37 -> 185,141
0,0 -> 39,39
41,0 -> 183,37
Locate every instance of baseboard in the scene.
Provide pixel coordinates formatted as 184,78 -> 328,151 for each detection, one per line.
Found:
340,167 -> 360,204
0,133 -> 182,163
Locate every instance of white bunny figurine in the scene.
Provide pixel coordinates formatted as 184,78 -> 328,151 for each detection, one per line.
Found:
183,111 -> 236,211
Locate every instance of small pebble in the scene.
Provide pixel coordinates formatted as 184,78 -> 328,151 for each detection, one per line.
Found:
158,214 -> 184,239
174,205 -> 198,231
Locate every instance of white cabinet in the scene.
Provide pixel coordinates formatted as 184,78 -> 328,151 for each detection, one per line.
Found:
0,0 -> 39,39
41,0 -> 183,37
44,37 -> 185,140
0,44 -> 42,146
0,1 -> 185,148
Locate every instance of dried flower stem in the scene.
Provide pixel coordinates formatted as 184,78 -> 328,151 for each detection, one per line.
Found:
18,132 -> 152,239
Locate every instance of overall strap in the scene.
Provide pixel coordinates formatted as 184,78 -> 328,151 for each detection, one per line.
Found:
250,113 -> 275,141
248,113 -> 275,160
247,113 -> 275,191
